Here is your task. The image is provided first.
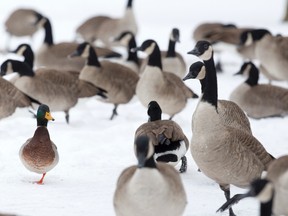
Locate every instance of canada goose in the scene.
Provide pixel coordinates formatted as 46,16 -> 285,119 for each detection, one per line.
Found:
113,135 -> 187,216
183,61 -> 252,134
11,43 -> 107,100
112,31 -> 142,73
236,29 -> 271,61
0,76 -> 33,120
133,39 -> 198,119
76,0 -> 137,47
139,28 -> 187,77
184,40 -> 274,216
218,155 -> 288,216
135,101 -> 189,173
254,32 -> 288,82
69,42 -> 139,120
35,16 -> 121,72
4,8 -> 43,50
19,104 -> 58,184
231,61 -> 288,119
192,22 -> 237,42
0,59 -> 106,123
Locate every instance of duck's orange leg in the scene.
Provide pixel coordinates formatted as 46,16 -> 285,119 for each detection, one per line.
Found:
35,173 -> 46,185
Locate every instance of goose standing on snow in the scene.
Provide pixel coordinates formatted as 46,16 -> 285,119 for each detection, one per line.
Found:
184,40 -> 274,216
231,61 -> 288,119
76,0 -> 138,47
4,8 -> 43,50
134,39 -> 198,119
218,155 -> 288,216
135,101 -> 189,173
113,135 -> 187,216
35,16 -> 121,72
69,42 -> 139,120
0,59 -> 106,123
19,104 -> 58,184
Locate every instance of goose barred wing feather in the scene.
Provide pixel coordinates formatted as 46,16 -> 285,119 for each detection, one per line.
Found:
135,120 -> 188,147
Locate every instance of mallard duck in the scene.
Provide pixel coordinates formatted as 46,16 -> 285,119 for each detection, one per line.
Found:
19,104 -> 59,184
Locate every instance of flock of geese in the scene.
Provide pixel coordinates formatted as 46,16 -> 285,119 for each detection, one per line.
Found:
1,0 -> 288,216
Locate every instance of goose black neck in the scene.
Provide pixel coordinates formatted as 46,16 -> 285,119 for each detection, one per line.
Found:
148,112 -> 161,122
260,193 -> 273,216
87,47 -> 101,67
23,48 -> 34,68
43,19 -> 53,46
147,44 -> 162,70
11,60 -> 35,77
245,64 -> 259,86
166,40 -> 176,57
127,37 -> 139,65
127,0 -> 133,8
144,156 -> 157,168
202,55 -> 218,108
200,79 -> 206,93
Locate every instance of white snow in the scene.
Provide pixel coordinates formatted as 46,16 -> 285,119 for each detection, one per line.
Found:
0,0 -> 288,215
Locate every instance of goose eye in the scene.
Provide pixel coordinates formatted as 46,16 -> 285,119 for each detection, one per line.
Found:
204,44 -> 209,50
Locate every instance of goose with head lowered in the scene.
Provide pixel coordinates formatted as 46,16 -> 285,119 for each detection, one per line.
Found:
19,104 -> 58,184
183,40 -> 274,216
76,0 -> 138,47
231,61 -> 288,119
69,42 -> 139,120
0,59 -> 106,123
113,135 -> 187,216
133,39 -> 198,120
218,155 -> 288,216
135,101 -> 189,173
35,16 -> 121,72
4,8 -> 44,50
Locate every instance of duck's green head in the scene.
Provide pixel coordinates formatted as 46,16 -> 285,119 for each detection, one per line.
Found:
37,104 -> 55,126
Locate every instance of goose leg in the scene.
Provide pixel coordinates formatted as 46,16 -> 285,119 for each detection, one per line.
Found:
219,184 -> 236,216
65,111 -> 69,124
35,173 -> 46,185
110,104 -> 118,120
179,156 -> 187,173
169,115 -> 174,120
215,60 -> 223,73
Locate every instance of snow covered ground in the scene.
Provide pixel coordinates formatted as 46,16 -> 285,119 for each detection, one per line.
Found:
0,0 -> 288,215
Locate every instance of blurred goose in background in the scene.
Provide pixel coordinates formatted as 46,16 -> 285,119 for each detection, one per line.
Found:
135,101 -> 189,173
35,16 -> 121,72
231,61 -> 288,119
140,28 -> 186,77
113,135 -> 187,216
19,104 -> 58,184
69,42 -> 139,120
161,28 -> 186,78
134,39 -> 198,119
184,40 -> 274,216
0,59 -> 106,123
192,22 -> 252,72
76,0 -> 137,47
236,29 -> 271,61
112,31 -> 142,73
218,155 -> 288,216
0,76 -> 36,120
254,32 -> 288,82
4,8 -> 44,50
